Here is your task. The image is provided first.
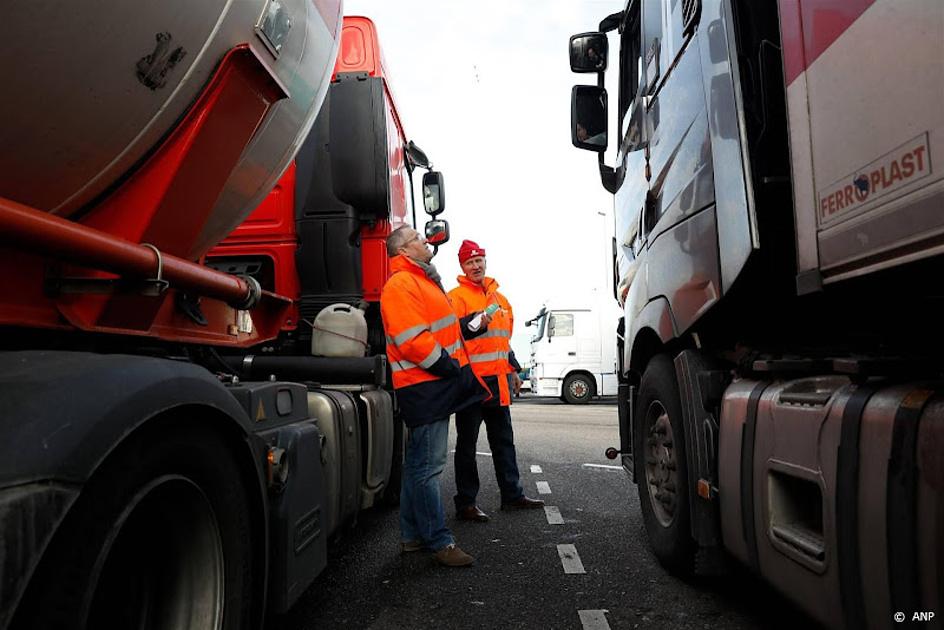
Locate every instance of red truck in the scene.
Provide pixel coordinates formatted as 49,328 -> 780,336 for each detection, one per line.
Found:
0,4 -> 444,629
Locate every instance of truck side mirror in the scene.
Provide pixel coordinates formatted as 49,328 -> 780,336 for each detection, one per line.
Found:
425,219 -> 449,246
569,32 -> 608,73
422,171 -> 445,216
571,85 -> 608,152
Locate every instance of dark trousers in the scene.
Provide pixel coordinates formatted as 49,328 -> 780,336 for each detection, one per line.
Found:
453,403 -> 524,509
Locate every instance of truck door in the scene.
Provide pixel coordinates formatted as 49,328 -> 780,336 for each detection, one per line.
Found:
640,0 -> 723,335
545,311 -> 577,378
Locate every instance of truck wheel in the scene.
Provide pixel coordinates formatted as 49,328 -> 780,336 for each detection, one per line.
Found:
634,354 -> 696,574
13,424 -> 257,630
563,373 -> 595,404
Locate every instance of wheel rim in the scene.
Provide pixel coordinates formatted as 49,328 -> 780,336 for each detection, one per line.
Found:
86,475 -> 225,630
569,378 -> 589,399
644,401 -> 678,528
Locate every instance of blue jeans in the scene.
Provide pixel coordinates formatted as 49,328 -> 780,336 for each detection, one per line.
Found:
400,418 -> 454,551
453,403 -> 524,509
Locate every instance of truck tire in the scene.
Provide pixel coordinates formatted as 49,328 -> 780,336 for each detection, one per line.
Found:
563,373 -> 595,404
13,423 -> 258,630
633,354 -> 696,574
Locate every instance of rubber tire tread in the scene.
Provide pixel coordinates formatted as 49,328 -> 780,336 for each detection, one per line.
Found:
11,423 -> 256,630
633,353 -> 696,575
563,373 -> 595,405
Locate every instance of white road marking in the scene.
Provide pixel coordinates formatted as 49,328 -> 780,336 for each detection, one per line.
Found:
557,544 -> 586,574
578,610 -> 611,630
582,463 -> 622,470
536,481 -> 551,494
448,450 -> 492,457
530,464 -> 543,474
544,505 -> 564,525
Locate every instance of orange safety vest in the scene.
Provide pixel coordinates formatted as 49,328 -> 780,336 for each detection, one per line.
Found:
381,255 -> 471,390
447,275 -> 515,406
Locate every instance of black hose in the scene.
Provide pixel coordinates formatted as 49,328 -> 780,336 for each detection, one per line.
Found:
222,354 -> 386,387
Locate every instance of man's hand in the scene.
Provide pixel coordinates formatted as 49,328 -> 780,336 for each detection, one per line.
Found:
512,371 -> 522,396
479,310 -> 494,326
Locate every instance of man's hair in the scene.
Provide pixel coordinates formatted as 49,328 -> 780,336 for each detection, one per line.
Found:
386,225 -> 414,257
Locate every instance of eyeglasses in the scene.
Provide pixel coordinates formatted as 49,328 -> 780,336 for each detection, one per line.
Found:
404,233 -> 425,246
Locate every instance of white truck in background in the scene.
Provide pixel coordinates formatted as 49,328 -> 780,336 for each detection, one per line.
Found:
526,298 -> 622,404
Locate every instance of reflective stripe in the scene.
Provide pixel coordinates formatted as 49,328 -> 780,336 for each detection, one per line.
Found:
390,315 -> 457,347
429,313 -> 458,333
391,359 -> 416,373
393,323 -> 428,346
469,351 -> 508,363
444,340 -> 463,355
385,335 -> 394,345
475,329 -> 511,339
418,345 -> 443,369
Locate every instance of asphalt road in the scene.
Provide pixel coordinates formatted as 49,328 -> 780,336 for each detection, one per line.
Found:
268,396 -> 820,630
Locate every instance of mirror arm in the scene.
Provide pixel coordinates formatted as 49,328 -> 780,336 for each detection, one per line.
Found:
598,10 -> 624,34
598,156 -> 617,194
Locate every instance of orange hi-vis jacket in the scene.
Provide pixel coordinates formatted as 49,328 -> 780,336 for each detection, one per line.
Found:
448,275 -> 518,406
381,255 -> 470,390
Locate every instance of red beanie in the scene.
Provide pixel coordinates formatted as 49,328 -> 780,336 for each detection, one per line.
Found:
458,239 -> 486,264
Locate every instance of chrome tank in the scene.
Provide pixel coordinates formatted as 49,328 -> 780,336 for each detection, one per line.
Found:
0,0 -> 342,256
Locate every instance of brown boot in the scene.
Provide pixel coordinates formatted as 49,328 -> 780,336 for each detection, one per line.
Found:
501,495 -> 545,510
456,505 -> 490,522
400,540 -> 424,553
434,544 -> 475,567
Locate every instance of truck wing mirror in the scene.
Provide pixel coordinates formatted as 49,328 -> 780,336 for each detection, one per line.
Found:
425,219 -> 449,246
422,171 -> 445,216
569,32 -> 608,73
571,85 -> 608,152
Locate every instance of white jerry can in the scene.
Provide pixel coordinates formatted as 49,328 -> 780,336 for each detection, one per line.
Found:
311,303 -> 369,357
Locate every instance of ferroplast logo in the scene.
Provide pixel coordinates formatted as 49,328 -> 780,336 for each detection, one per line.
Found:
818,133 -> 931,225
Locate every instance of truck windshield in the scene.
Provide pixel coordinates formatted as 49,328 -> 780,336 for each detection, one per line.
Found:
531,308 -> 548,342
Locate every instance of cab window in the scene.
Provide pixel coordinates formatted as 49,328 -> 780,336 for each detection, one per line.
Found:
548,313 -> 574,338
618,2 -> 642,137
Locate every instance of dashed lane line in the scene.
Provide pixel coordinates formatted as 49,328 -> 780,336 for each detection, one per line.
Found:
544,505 -> 564,525
530,464 -> 543,473
582,463 -> 622,470
448,450 -> 492,457
536,481 -> 552,494
578,610 -> 611,630
557,544 -> 586,574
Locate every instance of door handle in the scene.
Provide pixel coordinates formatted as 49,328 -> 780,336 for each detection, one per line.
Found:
568,352 -> 576,356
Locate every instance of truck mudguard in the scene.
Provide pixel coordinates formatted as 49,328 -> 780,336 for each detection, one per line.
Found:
628,296 -> 677,373
0,350 -> 262,627
0,351 -> 255,486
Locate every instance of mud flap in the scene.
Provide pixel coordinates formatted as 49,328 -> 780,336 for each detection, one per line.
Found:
674,349 -> 728,574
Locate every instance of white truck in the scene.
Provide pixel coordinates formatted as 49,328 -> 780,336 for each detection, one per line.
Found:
526,298 -> 622,404
569,0 -> 942,627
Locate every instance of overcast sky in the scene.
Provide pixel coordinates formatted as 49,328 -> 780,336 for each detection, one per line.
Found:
344,0 -> 625,362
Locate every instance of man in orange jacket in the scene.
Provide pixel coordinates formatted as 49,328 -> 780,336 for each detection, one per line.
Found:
380,226 -> 487,567
448,239 -> 545,522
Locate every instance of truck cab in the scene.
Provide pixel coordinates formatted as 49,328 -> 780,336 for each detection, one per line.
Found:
527,299 -> 621,404
569,1 -> 944,627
